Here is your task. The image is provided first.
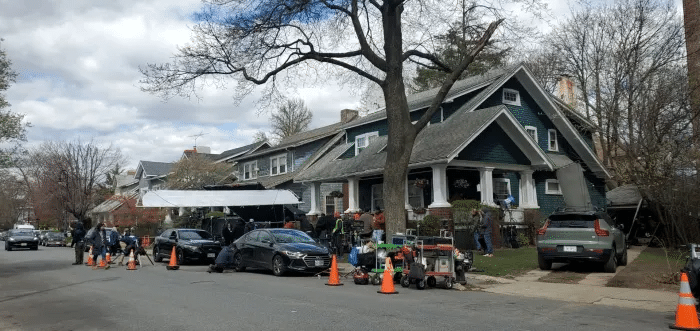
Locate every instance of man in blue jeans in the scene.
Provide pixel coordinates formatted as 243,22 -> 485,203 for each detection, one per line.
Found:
472,208 -> 494,257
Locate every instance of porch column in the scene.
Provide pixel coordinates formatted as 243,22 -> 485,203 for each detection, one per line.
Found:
307,182 -> 323,216
344,177 -> 360,213
428,164 -> 451,208
479,167 -> 496,206
405,177 -> 412,210
518,170 -> 539,208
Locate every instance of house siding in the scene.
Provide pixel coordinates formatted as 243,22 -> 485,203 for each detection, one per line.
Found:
535,171 -> 565,217
457,123 -> 531,165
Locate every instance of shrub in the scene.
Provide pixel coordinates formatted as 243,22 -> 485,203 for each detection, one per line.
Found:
523,209 -> 544,245
419,214 -> 441,236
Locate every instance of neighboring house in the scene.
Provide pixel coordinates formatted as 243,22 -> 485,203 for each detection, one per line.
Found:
229,109 -> 360,215
134,160 -> 174,198
295,63 -> 611,222
90,174 -> 139,225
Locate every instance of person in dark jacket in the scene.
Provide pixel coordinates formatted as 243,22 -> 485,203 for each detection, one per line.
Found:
222,222 -> 234,245
71,222 -> 86,265
472,208 -> 494,257
298,215 -> 314,235
87,222 -> 109,268
108,227 -> 121,258
118,229 -> 138,266
232,218 -> 245,242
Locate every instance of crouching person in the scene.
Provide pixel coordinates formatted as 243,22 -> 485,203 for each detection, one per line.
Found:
118,229 -> 139,266
208,245 -> 236,273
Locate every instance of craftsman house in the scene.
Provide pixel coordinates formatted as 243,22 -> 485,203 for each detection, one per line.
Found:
295,63 -> 610,221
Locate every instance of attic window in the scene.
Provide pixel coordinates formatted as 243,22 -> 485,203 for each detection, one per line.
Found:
355,131 -> 379,156
545,179 -> 562,195
548,129 -> 559,152
502,88 -> 521,106
524,126 -> 537,142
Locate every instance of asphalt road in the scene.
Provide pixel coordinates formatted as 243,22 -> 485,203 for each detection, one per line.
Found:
0,244 -> 674,331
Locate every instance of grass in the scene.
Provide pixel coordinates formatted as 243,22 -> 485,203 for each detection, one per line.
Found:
607,246 -> 687,292
472,246 -> 538,278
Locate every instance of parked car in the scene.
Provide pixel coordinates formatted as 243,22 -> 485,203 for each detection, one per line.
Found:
152,229 -> 222,265
43,232 -> 67,247
231,228 -> 331,276
536,208 -> 627,273
5,229 -> 40,251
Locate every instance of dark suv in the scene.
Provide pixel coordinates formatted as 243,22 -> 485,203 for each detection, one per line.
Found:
153,229 -> 222,265
536,209 -> 627,273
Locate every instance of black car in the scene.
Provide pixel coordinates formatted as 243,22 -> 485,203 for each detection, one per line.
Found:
5,229 -> 40,251
152,229 -> 222,264
43,232 -> 67,247
231,228 -> 331,276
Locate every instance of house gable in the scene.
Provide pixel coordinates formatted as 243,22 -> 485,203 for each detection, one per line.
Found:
457,123 -> 531,165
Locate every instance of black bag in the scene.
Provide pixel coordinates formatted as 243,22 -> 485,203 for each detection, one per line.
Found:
408,262 -> 425,279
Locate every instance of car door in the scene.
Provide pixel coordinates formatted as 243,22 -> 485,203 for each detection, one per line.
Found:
256,230 -> 276,270
239,231 -> 259,267
161,230 -> 178,257
603,213 -> 624,255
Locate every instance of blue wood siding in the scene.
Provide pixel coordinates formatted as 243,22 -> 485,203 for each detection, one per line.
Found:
457,123 -> 531,165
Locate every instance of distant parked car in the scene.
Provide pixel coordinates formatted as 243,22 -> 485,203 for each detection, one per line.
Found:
5,229 -> 40,251
43,232 -> 67,247
152,229 -> 222,265
536,208 -> 627,273
231,228 -> 331,276
38,230 -> 51,244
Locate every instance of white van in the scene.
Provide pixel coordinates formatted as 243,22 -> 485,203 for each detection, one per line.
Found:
14,224 -> 35,230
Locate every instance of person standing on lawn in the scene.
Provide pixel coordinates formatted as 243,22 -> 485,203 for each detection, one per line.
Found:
472,208 -> 494,257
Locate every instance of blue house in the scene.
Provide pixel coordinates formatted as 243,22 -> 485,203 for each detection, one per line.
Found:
294,64 -> 610,222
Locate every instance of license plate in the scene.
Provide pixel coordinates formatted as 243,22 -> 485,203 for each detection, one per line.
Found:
20,243 -> 27,246
315,259 -> 323,266
207,253 -> 215,258
563,246 -> 577,252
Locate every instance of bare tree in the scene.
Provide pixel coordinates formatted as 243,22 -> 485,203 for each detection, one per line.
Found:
140,0 -> 542,235
252,130 -> 268,143
0,169 -> 25,229
0,39 -> 27,164
270,98 -> 313,140
167,153 -> 235,189
18,140 -> 123,228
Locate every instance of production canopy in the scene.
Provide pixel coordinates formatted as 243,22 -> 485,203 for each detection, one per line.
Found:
141,190 -> 300,208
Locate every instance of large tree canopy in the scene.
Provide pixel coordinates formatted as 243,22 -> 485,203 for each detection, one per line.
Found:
141,0 -> 540,235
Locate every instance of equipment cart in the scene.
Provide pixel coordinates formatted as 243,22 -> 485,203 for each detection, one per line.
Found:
401,231 -> 456,290
351,243 -> 403,285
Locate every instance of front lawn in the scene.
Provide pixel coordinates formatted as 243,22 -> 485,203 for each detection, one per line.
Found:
607,246 -> 687,292
472,247 -> 538,278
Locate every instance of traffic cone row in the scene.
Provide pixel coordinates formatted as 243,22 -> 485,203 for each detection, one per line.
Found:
670,272 -> 700,330
126,250 -> 137,271
325,255 -> 343,286
166,246 -> 179,270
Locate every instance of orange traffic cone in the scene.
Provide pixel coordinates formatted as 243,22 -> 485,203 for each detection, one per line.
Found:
105,252 -> 112,264
670,272 -> 700,330
325,254 -> 343,286
377,257 -> 398,294
86,246 -> 94,266
166,246 -> 179,270
97,256 -> 107,269
126,250 -> 137,270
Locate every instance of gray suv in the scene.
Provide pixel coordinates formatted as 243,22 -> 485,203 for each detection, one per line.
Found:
536,209 -> 627,273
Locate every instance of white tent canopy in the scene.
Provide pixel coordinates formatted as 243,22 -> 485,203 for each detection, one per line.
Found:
141,190 -> 300,208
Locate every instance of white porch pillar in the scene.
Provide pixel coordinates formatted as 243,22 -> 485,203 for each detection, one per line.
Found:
428,164 -> 451,208
518,170 -> 539,208
307,182 -> 323,216
479,167 -> 496,206
344,177 -> 360,213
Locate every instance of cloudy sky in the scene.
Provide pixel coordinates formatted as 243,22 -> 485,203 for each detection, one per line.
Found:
0,0 -> 681,170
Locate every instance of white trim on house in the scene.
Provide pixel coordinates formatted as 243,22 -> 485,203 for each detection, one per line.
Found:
269,153 -> 287,176
243,161 -> 258,180
545,179 -> 563,195
355,131 -> 379,156
502,88 -> 521,106
548,129 -> 559,152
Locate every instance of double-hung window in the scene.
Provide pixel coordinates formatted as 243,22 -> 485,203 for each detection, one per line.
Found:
407,180 -> 424,208
243,161 -> 257,180
270,154 -> 287,176
524,125 -> 537,143
355,132 -> 379,156
548,129 -> 559,152
493,178 -> 511,200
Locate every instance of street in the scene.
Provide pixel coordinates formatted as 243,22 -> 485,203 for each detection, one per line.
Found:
0,245 -> 673,330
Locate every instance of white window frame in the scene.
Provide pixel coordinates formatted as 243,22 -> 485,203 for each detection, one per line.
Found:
548,129 -> 559,152
325,196 -> 339,215
243,161 -> 258,180
371,183 -> 383,211
502,88 -> 521,106
269,154 -> 287,176
545,179 -> 562,195
407,180 -> 424,208
355,131 -> 379,156
524,125 -> 537,143
492,178 -> 511,199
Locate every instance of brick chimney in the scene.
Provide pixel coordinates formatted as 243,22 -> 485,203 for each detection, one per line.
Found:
341,109 -> 359,123
557,75 -> 577,108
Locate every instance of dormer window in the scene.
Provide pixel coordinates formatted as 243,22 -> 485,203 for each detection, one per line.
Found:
524,125 -> 537,142
355,131 -> 379,156
270,154 -> 287,176
502,88 -> 521,106
548,129 -> 559,152
243,161 -> 257,180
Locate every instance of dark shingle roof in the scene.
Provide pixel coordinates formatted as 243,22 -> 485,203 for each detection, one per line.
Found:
217,141 -> 267,161
139,161 -> 173,177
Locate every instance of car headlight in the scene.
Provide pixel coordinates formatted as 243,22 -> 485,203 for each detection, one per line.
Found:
182,244 -> 199,252
9,237 -> 15,241
282,251 -> 305,259
33,237 -> 39,241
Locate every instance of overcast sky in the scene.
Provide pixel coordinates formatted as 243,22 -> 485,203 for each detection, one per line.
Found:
0,0 -> 682,170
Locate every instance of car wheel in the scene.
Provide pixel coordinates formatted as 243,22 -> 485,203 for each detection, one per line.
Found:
618,246 -> 628,266
272,255 -> 287,277
427,276 -> 437,288
153,246 -> 162,262
538,253 -> 552,271
4,243 -> 8,251
176,249 -> 185,266
31,246 -> 38,251
603,250 -> 617,273
444,277 -> 453,289
234,252 -> 246,272
400,275 -> 410,288
416,279 -> 426,290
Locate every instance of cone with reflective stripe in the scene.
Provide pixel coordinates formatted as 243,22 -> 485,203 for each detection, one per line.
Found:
378,257 -> 398,294
126,250 -> 137,270
86,246 -> 94,266
105,252 -> 112,264
325,254 -> 343,286
166,246 -> 179,270
97,256 -> 107,268
669,272 -> 700,330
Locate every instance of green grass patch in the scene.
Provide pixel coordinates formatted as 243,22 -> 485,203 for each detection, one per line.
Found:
473,247 -> 538,278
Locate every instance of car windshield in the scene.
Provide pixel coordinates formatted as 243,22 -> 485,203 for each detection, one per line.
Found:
179,230 -> 212,240
548,214 -> 597,228
47,233 -> 63,239
10,230 -> 34,236
273,230 -> 315,244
